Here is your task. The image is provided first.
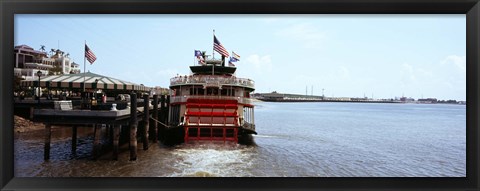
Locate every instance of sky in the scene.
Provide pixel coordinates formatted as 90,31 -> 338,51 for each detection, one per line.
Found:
15,14 -> 466,101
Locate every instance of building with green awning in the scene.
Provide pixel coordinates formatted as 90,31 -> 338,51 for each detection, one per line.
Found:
20,72 -> 151,92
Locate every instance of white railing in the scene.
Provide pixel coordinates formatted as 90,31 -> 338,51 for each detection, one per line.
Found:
170,95 -> 253,105
24,62 -> 54,69
170,75 -> 254,89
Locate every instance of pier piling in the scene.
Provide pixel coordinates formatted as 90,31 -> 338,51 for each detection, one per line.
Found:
93,124 -> 102,159
159,95 -> 166,140
153,95 -> 159,143
44,124 -> 52,160
113,125 -> 120,160
143,94 -> 149,150
165,95 -> 170,123
129,93 -> 138,161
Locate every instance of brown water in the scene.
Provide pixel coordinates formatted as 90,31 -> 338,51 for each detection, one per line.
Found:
14,102 -> 466,177
14,126 -> 258,177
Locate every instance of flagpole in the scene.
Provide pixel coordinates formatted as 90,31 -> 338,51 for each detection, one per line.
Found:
212,30 -> 215,75
212,30 -> 215,60
231,51 -> 233,66
83,40 -> 86,95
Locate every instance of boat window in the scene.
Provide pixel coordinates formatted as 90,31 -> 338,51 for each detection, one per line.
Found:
244,91 -> 250,98
197,88 -> 204,95
221,89 -> 228,96
189,87 -> 206,95
206,87 -> 219,96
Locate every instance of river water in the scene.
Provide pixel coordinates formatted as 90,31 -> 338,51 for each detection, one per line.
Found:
14,102 -> 466,177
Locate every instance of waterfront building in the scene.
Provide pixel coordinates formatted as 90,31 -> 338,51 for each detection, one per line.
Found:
417,98 -> 438,104
151,86 -> 169,96
14,45 -> 80,80
400,97 -> 415,103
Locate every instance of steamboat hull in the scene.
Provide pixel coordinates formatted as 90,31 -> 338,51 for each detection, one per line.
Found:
162,125 -> 256,146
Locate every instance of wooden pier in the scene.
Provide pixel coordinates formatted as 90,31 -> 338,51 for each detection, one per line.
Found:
32,93 -> 170,161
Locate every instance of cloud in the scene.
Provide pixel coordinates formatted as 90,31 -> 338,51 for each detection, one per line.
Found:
439,55 -> 466,97
401,63 -> 416,82
397,56 -> 466,100
441,55 -> 466,72
275,23 -> 326,48
246,54 -> 273,73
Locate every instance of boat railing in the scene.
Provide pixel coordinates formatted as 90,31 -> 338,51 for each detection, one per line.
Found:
170,75 -> 254,89
170,95 -> 253,105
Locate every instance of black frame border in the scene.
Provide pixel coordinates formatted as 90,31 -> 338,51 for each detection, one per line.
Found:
1,0 -> 479,190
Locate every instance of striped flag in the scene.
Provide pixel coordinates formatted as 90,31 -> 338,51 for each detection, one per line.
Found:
85,44 -> 97,64
213,35 -> 229,58
232,51 -> 240,61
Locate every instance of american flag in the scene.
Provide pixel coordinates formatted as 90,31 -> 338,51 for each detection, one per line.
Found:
85,44 -> 97,64
213,35 -> 229,58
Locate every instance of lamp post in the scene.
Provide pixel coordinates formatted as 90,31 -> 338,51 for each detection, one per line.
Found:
36,70 -> 42,104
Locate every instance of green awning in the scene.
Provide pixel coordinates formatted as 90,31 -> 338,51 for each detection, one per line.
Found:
21,72 -> 151,92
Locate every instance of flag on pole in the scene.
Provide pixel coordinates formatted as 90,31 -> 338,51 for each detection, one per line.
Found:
194,50 -> 202,57
213,35 -> 229,58
85,45 -> 97,64
194,50 -> 205,65
228,57 -> 238,66
232,51 -> 240,61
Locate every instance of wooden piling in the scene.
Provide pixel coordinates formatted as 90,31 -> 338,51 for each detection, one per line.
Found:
152,95 -> 159,143
104,124 -> 110,139
143,94 -> 149,150
44,124 -> 52,160
165,95 -> 170,123
113,124 -> 120,160
72,125 -> 77,155
159,95 -> 166,141
130,93 -> 138,161
160,95 -> 166,123
93,124 -> 102,159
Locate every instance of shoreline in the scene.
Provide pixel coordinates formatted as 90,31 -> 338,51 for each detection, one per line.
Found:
254,99 -> 465,105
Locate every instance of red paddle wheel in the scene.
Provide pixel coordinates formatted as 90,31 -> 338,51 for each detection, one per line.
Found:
184,98 -> 239,143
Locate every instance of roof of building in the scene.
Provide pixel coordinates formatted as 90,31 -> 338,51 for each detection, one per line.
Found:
14,45 -> 47,56
20,72 -> 151,92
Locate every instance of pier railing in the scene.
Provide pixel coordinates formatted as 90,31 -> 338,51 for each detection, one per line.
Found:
170,95 -> 254,105
170,75 -> 255,89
